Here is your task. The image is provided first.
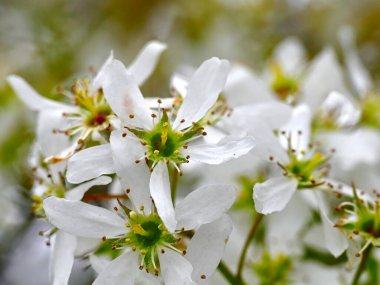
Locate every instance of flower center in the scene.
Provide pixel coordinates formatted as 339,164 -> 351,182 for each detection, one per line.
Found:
270,64 -> 299,103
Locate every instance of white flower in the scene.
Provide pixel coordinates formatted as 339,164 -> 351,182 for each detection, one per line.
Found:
7,41 -> 166,163
64,57 -> 255,222
43,182 -> 236,285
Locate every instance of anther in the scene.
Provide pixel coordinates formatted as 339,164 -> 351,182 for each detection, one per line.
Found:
129,114 -> 135,119
102,236 -> 107,241
201,275 -> 206,280
122,133 -> 127,137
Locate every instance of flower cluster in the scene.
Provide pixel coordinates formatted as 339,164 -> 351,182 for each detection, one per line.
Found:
7,28 -> 380,285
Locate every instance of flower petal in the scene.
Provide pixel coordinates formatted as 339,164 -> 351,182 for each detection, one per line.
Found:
173,57 -> 230,129
50,231 -> 77,285
66,144 -> 115,184
101,60 -> 152,129
186,215 -> 232,284
66,176 -> 112,201
187,136 -> 255,165
339,27 -> 372,96
126,41 -> 167,86
36,110 -> 71,158
7,75 -> 73,111
253,177 -> 298,215
43,197 -> 126,238
158,249 -> 194,285
273,37 -> 306,75
110,130 -> 152,212
89,254 -> 111,274
279,104 -> 312,156
316,192 -> 348,257
303,47 -> 351,111
224,64 -> 275,106
93,250 -> 139,285
91,51 -> 114,92
175,185 -> 236,230
150,162 -> 176,232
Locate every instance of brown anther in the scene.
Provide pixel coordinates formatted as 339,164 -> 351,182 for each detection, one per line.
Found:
182,250 -> 187,255
180,119 -> 185,123
135,160 -> 140,164
202,132 -> 207,136
114,206 -> 118,211
353,230 -> 359,235
201,275 -> 206,279
161,249 -> 165,254
102,236 -> 107,241
157,99 -> 162,104
122,133 -> 127,137
139,265 -> 144,270
269,156 -> 274,161
129,114 -> 135,119
355,253 -> 361,258
126,188 -> 131,193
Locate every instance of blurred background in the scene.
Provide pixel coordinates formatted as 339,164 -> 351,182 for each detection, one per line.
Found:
0,0 -> 380,284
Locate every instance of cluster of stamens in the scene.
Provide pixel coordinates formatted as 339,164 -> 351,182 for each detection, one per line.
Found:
269,130 -> 332,189
270,63 -> 300,103
335,184 -> 380,257
101,207 -> 186,276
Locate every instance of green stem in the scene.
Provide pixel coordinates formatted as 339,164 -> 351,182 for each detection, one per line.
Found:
170,165 -> 180,203
218,261 -> 247,285
236,213 -> 264,281
351,244 -> 373,285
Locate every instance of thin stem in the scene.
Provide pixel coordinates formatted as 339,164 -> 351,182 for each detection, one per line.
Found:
236,213 -> 264,281
218,261 -> 247,285
82,193 -> 127,201
170,165 -> 180,203
351,244 -> 373,285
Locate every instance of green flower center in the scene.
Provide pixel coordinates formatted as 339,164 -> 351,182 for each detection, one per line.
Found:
254,251 -> 293,285
270,64 -> 299,102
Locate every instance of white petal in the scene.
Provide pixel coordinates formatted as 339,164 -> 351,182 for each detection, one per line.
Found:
175,185 -> 236,230
158,249 -> 194,285
150,162 -> 176,232
173,57 -> 230,129
273,37 -> 306,75
91,51 -> 114,92
110,131 -> 152,212
50,231 -> 77,285
316,192 -> 348,257
227,101 -> 292,131
187,136 -> 255,165
170,73 -> 189,97
126,41 -> 167,86
303,47 -> 352,112
89,254 -> 111,274
186,215 -> 233,284
36,110 -> 71,158
66,144 -> 115,184
7,75 -> 72,111
253,177 -> 298,215
224,64 -> 275,106
101,60 -> 152,129
339,26 -> 372,96
74,237 -> 100,256
93,250 -> 139,285
319,91 -> 360,128
43,197 -> 126,238
279,104 -> 312,156
66,176 -> 112,201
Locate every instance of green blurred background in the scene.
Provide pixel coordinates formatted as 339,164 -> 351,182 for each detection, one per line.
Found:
0,0 -> 380,283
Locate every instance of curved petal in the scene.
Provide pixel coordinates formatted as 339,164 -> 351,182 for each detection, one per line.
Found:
158,248 -> 194,285
316,192 -> 348,257
91,51 -> 114,92
279,104 -> 312,156
175,185 -> 236,230
66,144 -> 115,184
150,162 -> 176,232
66,176 -> 112,201
101,60 -> 152,129
339,26 -> 372,96
110,131 -> 151,213
273,37 -> 306,75
303,47 -> 351,112
93,250 -> 139,285
187,136 -> 255,165
43,197 -> 126,238
89,254 -> 111,275
37,110 -> 71,158
50,231 -> 77,285
7,75 -> 73,111
319,91 -> 360,128
126,41 -> 167,86
224,64 -> 275,106
253,177 -> 298,215
173,57 -> 230,129
227,101 -> 292,131
186,215 -> 233,284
